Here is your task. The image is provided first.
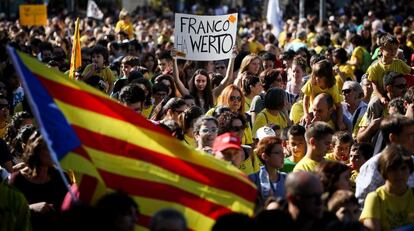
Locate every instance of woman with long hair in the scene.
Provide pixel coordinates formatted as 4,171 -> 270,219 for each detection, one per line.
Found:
178,105 -> 204,148
234,54 -> 263,88
172,49 -> 237,113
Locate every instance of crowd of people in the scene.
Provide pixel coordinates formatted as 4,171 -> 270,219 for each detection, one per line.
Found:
1,2 -> 414,231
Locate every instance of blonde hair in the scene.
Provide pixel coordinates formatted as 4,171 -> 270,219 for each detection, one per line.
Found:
218,85 -> 245,115
239,54 -> 262,75
119,9 -> 130,20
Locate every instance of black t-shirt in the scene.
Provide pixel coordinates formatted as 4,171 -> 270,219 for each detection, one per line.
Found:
11,168 -> 69,211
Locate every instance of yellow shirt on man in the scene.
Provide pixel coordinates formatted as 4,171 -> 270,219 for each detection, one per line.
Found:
293,156 -> 320,172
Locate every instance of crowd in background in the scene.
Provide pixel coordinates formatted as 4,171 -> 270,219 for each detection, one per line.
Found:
1,0 -> 414,230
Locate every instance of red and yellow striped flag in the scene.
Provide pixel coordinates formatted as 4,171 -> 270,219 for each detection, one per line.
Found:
8,47 -> 257,231
69,17 -> 81,78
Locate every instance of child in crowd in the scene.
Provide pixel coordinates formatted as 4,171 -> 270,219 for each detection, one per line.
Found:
348,142 -> 373,183
302,59 -> 345,130
367,34 -> 413,106
81,45 -> 116,93
281,125 -> 306,173
325,131 -> 353,163
286,56 -> 306,96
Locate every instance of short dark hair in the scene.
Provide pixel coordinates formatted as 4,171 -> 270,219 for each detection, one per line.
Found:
288,124 -> 306,137
264,88 -> 286,111
379,34 -> 399,48
305,122 -> 335,142
292,56 -> 307,72
350,142 -> 373,160
118,84 -> 146,105
91,45 -> 109,62
380,115 -> 414,144
333,48 -> 348,64
332,131 -> 353,145
157,51 -> 173,61
378,144 -> 414,179
383,72 -> 405,88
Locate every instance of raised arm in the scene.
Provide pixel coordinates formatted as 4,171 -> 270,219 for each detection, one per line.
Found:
171,50 -> 190,96
212,47 -> 238,99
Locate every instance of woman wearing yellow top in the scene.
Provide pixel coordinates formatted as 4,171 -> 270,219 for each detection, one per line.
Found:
360,145 -> 414,230
333,48 -> 355,90
240,73 -> 262,113
253,88 -> 290,137
206,85 -> 253,145
115,9 -> 134,39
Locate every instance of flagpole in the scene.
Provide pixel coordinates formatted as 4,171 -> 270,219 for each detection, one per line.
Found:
7,46 -> 78,204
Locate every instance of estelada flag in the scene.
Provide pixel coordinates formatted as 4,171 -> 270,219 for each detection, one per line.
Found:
7,47 -> 256,231
69,17 -> 81,79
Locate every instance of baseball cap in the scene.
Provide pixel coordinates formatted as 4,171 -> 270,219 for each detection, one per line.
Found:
212,132 -> 242,153
256,126 -> 276,140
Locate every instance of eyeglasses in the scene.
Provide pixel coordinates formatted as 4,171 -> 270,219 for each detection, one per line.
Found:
393,84 -> 406,90
341,89 -> 353,94
230,96 -> 242,102
200,128 -> 218,134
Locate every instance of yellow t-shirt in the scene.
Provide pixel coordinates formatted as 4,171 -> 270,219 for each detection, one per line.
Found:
115,20 -> 134,39
142,104 -> 153,119
239,151 -> 261,176
293,156 -> 320,172
252,109 -> 288,138
183,134 -> 197,148
367,59 -> 411,96
335,64 -> 355,90
278,31 -> 288,48
290,100 -> 304,124
301,79 -> 342,110
360,186 -> 414,230
248,40 -> 264,54
325,152 -> 340,161
245,97 -> 252,113
314,46 -> 327,54
82,64 -> 116,85
350,46 -> 368,71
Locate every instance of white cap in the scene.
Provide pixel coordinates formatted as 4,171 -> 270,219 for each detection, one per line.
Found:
256,126 -> 276,140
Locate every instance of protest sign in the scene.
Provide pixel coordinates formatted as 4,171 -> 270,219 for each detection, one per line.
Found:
19,4 -> 47,26
174,13 -> 238,61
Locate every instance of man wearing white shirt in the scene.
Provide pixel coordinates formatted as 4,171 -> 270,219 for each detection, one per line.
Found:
341,81 -> 367,130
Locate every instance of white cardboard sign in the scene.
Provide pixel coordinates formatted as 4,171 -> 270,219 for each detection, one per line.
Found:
174,13 -> 238,61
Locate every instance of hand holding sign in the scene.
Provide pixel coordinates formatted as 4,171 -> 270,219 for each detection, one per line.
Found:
174,13 -> 238,61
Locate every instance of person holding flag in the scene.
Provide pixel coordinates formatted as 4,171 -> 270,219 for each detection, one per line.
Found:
68,18 -> 81,79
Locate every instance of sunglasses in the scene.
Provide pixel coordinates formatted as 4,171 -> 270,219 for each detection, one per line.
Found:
230,96 -> 242,102
341,89 -> 353,94
216,66 -> 226,70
